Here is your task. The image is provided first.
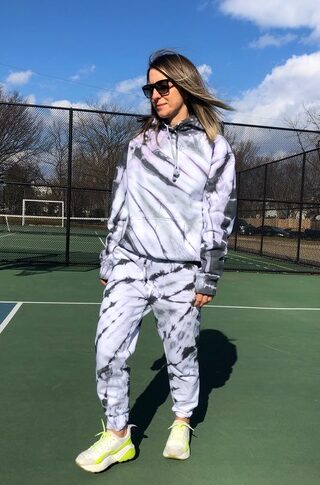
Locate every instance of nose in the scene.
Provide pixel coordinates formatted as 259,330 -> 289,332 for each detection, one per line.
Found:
151,87 -> 161,101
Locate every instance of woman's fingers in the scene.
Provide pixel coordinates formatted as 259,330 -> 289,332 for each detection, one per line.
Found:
194,293 -> 213,307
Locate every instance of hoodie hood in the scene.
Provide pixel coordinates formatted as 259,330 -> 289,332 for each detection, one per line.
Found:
159,116 -> 205,134
158,116 -> 205,182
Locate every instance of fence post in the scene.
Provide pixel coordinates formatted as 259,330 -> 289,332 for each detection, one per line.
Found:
65,108 -> 73,265
260,164 -> 268,256
234,171 -> 240,250
296,152 -> 306,263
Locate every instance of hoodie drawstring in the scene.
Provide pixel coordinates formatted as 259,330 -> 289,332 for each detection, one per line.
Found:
165,125 -> 180,182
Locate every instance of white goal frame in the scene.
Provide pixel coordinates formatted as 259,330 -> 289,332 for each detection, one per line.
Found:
22,199 -> 65,227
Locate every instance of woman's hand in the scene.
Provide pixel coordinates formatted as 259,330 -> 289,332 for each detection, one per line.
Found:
100,279 -> 108,286
194,293 -> 213,308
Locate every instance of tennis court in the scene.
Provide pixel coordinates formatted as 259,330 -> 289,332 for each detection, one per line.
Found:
1,265 -> 320,485
0,215 -> 107,264
2,216 -> 320,274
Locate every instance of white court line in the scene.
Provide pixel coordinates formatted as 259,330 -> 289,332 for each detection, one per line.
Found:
0,300 -> 100,305
207,305 -> 320,311
0,233 -> 15,239
95,231 -> 106,248
0,302 -> 23,334
1,300 -> 320,311
230,252 -> 298,271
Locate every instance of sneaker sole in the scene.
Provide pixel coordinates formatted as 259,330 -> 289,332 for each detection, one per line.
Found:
75,444 -> 135,473
163,449 -> 190,460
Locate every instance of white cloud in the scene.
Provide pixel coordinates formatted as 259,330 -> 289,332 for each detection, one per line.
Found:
70,64 -> 96,81
96,78 -> 145,111
25,94 -> 36,104
219,0 -> 319,29
218,0 -> 320,40
249,33 -> 297,49
98,90 -> 113,105
46,99 -> 93,126
230,51 -> 320,127
6,70 -> 33,85
197,64 -> 212,81
50,99 -> 90,110
116,76 -> 145,94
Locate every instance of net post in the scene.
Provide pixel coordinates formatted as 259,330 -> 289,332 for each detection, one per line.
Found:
22,199 -> 26,226
61,201 -> 65,227
5,215 -> 10,232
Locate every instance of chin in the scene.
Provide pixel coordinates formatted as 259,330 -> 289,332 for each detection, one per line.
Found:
157,114 -> 168,120
156,110 -> 169,118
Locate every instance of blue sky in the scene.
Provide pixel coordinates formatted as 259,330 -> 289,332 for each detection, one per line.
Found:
1,0 -> 319,127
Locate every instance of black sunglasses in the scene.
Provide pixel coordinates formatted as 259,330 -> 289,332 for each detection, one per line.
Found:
142,79 -> 174,99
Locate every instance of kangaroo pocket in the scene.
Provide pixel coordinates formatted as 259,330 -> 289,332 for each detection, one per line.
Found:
123,217 -> 201,261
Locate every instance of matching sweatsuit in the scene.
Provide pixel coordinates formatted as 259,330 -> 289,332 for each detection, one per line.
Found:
97,117 -> 236,430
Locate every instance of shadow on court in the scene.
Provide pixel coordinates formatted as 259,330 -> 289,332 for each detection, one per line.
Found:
130,329 -> 237,450
0,261 -> 95,276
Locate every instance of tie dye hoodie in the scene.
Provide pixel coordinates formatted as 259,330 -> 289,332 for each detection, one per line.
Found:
100,117 -> 236,295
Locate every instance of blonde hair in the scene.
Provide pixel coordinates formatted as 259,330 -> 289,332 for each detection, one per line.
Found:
140,49 -> 233,141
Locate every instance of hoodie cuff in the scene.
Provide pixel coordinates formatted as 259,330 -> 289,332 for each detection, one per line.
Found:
195,273 -> 219,296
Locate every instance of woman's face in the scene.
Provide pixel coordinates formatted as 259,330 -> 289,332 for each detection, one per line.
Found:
148,68 -> 189,126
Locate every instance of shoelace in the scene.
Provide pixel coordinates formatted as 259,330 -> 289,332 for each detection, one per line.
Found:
95,419 -> 107,437
168,421 -> 194,432
91,420 -> 136,451
91,420 -> 114,451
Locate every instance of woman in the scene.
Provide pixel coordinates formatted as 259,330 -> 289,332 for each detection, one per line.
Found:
76,50 -> 236,473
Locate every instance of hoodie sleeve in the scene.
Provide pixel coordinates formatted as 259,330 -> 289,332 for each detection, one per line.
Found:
195,136 -> 237,296
99,152 -> 128,280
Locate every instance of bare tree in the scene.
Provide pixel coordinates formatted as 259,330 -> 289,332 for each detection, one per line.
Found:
2,162 -> 43,213
285,105 -> 320,153
0,88 -> 43,176
71,106 -> 138,217
284,107 -> 320,219
224,128 -> 272,171
42,117 -> 69,186
42,104 -> 139,217
73,105 -> 138,189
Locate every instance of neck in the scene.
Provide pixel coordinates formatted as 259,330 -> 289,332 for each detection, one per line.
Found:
169,108 -> 190,127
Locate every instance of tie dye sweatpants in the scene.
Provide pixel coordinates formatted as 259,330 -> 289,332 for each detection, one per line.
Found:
95,246 -> 201,431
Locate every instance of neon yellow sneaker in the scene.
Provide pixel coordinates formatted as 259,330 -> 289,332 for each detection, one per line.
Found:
75,421 -> 136,473
163,420 -> 193,460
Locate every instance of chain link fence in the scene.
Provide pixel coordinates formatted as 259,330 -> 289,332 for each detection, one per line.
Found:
231,147 -> 320,271
1,101 -> 319,271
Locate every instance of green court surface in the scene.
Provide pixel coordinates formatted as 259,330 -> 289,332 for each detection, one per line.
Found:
0,225 -> 105,264
2,222 -> 320,272
1,267 -> 320,485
